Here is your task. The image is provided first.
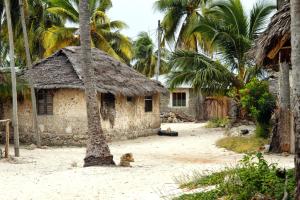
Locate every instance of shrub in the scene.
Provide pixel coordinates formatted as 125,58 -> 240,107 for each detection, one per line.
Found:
240,79 -> 276,138
205,117 -> 230,128
175,153 -> 295,200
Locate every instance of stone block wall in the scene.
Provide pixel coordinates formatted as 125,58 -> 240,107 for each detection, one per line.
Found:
160,88 -> 198,120
3,89 -> 161,146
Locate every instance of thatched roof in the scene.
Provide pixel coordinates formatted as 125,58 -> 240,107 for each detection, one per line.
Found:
251,2 -> 290,69
25,46 -> 166,96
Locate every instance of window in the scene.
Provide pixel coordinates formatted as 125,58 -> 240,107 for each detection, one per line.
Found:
127,96 -> 134,103
37,90 -> 53,115
144,96 -> 153,112
172,92 -> 186,107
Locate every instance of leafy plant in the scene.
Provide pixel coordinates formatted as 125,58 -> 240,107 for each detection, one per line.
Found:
240,78 -> 276,138
205,117 -> 230,128
176,153 -> 296,200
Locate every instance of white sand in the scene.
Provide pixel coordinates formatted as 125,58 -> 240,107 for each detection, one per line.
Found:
0,123 -> 294,200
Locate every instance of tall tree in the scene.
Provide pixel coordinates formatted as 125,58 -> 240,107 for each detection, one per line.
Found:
4,0 -> 20,156
79,0 -> 114,167
193,0 -> 275,82
291,0 -> 300,197
133,31 -> 170,77
44,0 -> 132,64
18,0 -> 41,147
154,0 -> 211,51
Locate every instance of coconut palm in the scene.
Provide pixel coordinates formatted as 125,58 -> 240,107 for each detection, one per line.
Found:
19,0 -> 40,147
1,0 -> 64,65
44,0 -> 133,63
154,0 -> 211,51
133,32 -> 170,77
291,0 -> 300,197
4,0 -> 20,157
168,0 -> 275,95
79,0 -> 114,167
193,0 -> 275,81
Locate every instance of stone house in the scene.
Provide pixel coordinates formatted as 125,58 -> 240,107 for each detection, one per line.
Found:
157,75 -> 201,121
158,75 -> 233,121
2,46 -> 166,146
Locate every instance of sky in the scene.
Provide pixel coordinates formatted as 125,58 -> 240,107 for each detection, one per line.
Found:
108,0 -> 276,41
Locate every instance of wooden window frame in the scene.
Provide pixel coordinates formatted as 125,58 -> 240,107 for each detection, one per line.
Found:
144,96 -> 153,112
37,90 -> 53,115
172,92 -> 187,107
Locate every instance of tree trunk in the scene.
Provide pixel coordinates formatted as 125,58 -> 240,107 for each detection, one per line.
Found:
278,60 -> 291,153
290,0 -> 300,198
79,0 -> 114,167
4,0 -> 20,157
195,90 -> 204,122
19,0 -> 40,147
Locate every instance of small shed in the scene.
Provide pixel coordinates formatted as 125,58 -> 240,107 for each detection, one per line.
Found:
3,46 -> 166,145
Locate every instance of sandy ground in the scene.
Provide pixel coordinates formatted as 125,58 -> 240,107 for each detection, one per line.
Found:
0,123 -> 294,200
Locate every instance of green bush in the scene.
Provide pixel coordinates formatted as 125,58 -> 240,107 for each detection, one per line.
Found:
175,153 -> 295,200
205,117 -> 230,128
240,79 -> 276,138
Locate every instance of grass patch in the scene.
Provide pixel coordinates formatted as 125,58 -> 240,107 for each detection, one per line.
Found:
205,117 -> 230,128
179,171 -> 229,190
174,153 -> 296,200
216,136 -> 269,153
173,190 -> 219,200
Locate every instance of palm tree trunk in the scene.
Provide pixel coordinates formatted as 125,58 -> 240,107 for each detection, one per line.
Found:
19,0 -> 40,147
278,58 -> 291,153
79,0 -> 114,167
195,90 -> 204,121
291,0 -> 300,197
4,0 -> 20,157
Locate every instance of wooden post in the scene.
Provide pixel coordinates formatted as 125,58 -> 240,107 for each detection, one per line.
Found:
0,119 -> 10,158
5,120 -> 9,158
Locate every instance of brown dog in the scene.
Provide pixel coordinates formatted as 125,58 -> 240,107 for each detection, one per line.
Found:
119,153 -> 134,167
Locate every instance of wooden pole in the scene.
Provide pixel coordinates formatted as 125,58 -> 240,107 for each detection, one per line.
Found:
155,20 -> 162,81
5,120 -> 9,158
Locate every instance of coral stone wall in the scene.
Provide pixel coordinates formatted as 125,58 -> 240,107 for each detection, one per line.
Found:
3,89 -> 160,146
160,88 -> 197,119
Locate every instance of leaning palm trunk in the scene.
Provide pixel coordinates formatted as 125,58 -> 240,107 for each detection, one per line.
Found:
79,0 -> 114,167
4,0 -> 20,157
278,59 -> 291,153
291,0 -> 300,197
19,0 -> 40,147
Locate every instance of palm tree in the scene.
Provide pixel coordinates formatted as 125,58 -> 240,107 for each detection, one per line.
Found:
44,0 -> 133,64
168,0 -> 275,95
167,50 -> 238,95
133,32 -> 170,77
1,0 -> 64,65
18,0 -> 40,147
291,0 -> 300,197
193,0 -> 275,82
154,0 -> 211,51
4,0 -> 20,157
79,0 -> 114,167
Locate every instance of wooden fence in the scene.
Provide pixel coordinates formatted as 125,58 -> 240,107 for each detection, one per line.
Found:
204,97 -> 230,120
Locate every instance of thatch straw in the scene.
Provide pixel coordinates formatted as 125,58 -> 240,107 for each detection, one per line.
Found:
250,2 -> 290,69
25,46 -> 166,96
